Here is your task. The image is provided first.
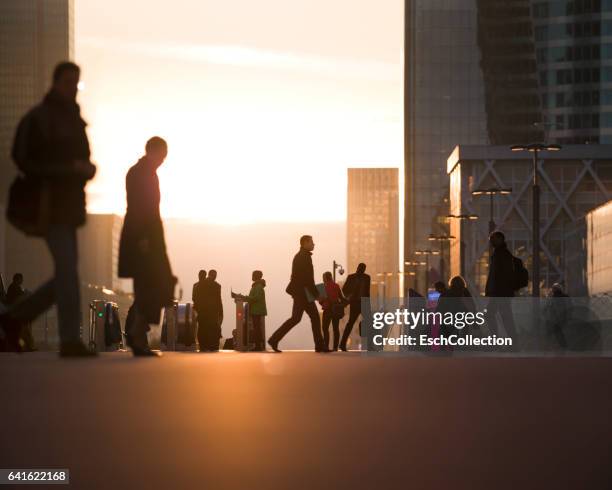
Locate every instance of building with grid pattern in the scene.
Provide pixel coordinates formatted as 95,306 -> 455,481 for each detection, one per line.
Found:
447,145 -> 612,295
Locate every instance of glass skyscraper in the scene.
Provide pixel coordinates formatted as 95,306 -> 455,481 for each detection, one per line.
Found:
404,0 -> 488,279
404,0 -> 612,283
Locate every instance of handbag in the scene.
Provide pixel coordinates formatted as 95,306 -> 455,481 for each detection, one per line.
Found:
331,301 -> 345,320
6,175 -> 50,237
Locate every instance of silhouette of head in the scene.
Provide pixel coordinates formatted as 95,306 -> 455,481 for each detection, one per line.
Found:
356,263 -> 366,274
550,282 -> 564,296
52,61 -> 80,101
434,281 -> 447,293
145,136 -> 168,168
198,270 -> 207,281
323,271 -> 333,282
252,270 -> 263,281
300,235 -> 315,252
12,273 -> 23,286
489,231 -> 505,248
449,276 -> 466,291
208,270 -> 217,281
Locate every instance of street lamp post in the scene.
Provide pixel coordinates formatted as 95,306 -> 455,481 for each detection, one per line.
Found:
511,143 -> 561,297
427,234 -> 455,284
332,260 -> 345,282
414,249 -> 440,291
404,260 -> 426,294
471,188 -> 512,234
446,214 -> 479,277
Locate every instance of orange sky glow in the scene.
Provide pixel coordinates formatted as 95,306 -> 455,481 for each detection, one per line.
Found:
75,0 -> 403,223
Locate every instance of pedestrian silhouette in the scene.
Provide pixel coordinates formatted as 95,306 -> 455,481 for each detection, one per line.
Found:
118,136 -> 176,357
5,273 -> 36,351
2,62 -> 96,357
436,275 -> 476,351
192,270 -> 207,304
544,283 -> 571,349
485,231 -> 519,343
268,235 -> 325,352
319,271 -> 346,351
339,263 -> 371,351
434,281 -> 447,295
195,270 -> 223,352
233,270 -> 267,351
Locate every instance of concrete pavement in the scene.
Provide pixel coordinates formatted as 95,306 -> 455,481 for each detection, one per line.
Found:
1,351 -> 612,489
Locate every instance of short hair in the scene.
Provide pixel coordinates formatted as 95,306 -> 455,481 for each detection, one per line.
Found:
13,273 -> 23,282
252,270 -> 263,280
208,269 -> 217,279
300,235 -> 313,246
490,231 -> 505,242
53,61 -> 80,83
323,271 -> 333,281
145,136 -> 168,154
198,270 -> 207,280
449,276 -> 466,290
357,263 -> 366,273
434,281 -> 446,291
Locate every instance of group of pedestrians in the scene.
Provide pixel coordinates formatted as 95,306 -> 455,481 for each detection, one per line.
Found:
0,60 -> 536,358
268,235 -> 371,353
0,60 -> 373,357
192,269 -> 224,351
0,61 -> 176,357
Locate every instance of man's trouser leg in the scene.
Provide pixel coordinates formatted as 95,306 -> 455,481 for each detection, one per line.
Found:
10,226 -> 80,345
322,310 -> 332,350
46,225 -> 81,344
251,315 -> 264,350
269,298 -> 305,345
331,317 -> 340,350
304,301 -> 323,350
340,303 -> 361,349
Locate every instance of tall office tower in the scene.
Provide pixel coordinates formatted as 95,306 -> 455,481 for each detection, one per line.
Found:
532,0 -> 611,144
347,168 -> 399,297
0,0 -> 74,282
403,0 -> 489,277
477,0 -> 545,144
403,0 -> 612,284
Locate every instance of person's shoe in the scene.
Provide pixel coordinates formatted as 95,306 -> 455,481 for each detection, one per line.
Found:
59,341 -> 97,358
268,339 -> 281,353
339,345 -> 348,352
315,347 -> 332,353
132,347 -> 161,357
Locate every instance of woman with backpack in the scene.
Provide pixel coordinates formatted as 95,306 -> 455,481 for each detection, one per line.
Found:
319,271 -> 347,352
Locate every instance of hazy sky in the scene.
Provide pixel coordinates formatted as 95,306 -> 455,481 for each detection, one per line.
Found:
75,0 -> 403,223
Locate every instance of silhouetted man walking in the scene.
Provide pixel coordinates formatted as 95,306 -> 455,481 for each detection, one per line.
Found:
195,270 -> 223,352
119,137 -> 175,357
339,263 -> 371,351
192,270 -> 206,304
2,62 -> 96,357
485,231 -> 518,342
268,235 -> 325,352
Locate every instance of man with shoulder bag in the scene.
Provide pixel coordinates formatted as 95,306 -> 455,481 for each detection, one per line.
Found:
1,62 -> 96,357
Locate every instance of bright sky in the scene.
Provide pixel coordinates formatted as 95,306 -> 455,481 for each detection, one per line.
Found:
75,0 -> 403,223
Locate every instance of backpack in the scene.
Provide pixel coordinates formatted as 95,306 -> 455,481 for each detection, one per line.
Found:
512,256 -> 529,291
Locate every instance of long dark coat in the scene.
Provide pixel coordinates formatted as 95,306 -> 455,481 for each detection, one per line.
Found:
118,157 -> 174,323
